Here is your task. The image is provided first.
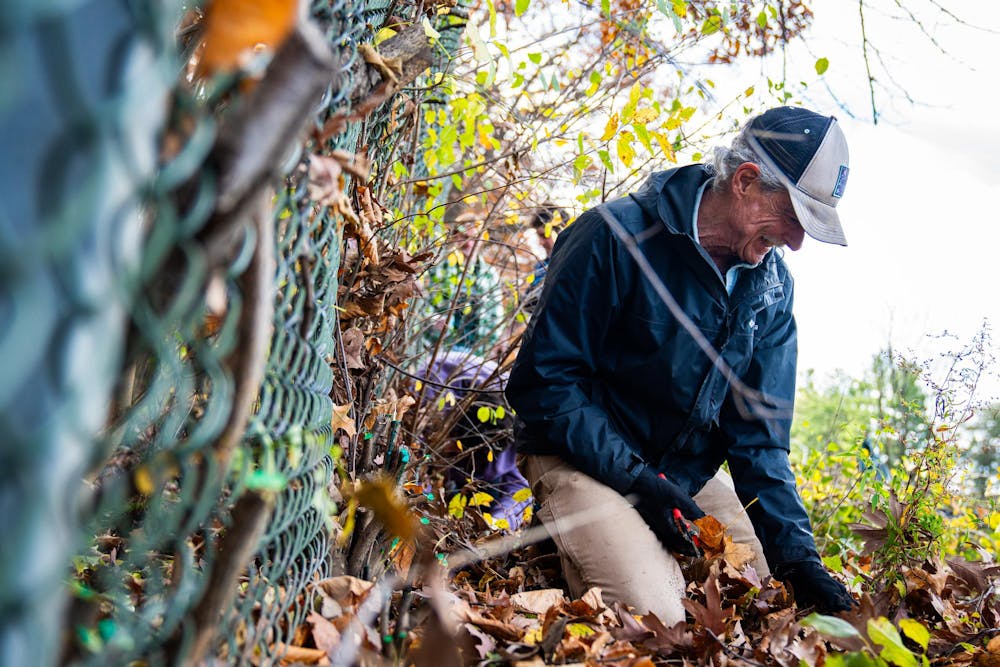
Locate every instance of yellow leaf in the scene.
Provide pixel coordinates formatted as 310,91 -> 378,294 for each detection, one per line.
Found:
338,498 -> 358,546
487,449 -> 494,462
197,0 -> 299,75
469,491 -> 495,507
627,82 -> 642,108
355,476 -> 419,540
448,493 -> 467,518
134,466 -> 154,496
374,27 -> 397,45
456,439 -> 464,451
744,85 -> 755,97
617,131 -> 635,168
568,623 -> 596,637
600,113 -> 619,141
653,131 -> 676,163
523,627 -> 543,645
512,488 -> 533,503
522,505 -> 533,524
633,107 -> 658,124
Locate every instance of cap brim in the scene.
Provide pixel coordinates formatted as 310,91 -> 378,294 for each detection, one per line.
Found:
788,187 -> 848,246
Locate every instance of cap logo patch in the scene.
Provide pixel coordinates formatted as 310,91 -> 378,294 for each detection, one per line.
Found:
832,165 -> 849,198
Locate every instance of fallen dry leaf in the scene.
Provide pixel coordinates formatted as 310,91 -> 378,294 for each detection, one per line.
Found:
510,588 -> 566,615
331,403 -> 356,438
274,642 -> 327,665
308,155 -> 359,225
340,327 -> 366,370
308,611 -> 341,655
315,575 -> 374,610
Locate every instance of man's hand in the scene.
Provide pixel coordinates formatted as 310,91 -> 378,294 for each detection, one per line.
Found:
628,467 -> 705,556
775,561 -> 856,613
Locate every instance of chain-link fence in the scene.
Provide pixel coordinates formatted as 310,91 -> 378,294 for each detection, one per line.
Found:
0,0 -> 459,663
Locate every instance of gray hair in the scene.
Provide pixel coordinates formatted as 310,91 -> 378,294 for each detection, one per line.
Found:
705,120 -> 786,193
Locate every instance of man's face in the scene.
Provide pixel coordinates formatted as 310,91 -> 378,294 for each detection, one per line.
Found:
730,178 -> 806,266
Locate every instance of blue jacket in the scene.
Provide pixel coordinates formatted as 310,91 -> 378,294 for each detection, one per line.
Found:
506,165 -> 821,566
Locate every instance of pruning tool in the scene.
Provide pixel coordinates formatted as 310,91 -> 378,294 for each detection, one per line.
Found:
672,508 -> 703,557
659,472 -> 703,557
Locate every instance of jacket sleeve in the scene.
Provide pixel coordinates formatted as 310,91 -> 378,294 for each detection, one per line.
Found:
505,209 -> 647,493
721,275 -> 823,566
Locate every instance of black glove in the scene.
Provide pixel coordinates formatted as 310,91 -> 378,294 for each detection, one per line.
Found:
774,561 -> 856,613
628,466 -> 705,557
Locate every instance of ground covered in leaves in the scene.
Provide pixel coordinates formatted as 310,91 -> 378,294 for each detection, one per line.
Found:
282,480 -> 1000,667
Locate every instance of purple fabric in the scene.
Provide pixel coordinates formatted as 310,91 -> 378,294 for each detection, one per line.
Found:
419,350 -> 531,529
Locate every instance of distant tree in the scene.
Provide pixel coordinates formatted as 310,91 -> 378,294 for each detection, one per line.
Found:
967,403 -> 1000,497
793,348 -> 929,469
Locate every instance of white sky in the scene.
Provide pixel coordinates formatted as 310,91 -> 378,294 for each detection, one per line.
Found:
700,0 -> 1000,398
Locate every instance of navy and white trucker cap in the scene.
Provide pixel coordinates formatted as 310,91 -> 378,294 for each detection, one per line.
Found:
746,106 -> 850,246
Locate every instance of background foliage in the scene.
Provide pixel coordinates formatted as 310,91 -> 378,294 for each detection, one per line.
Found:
1,0 -> 997,665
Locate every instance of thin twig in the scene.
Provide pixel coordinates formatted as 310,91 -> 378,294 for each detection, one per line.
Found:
858,0 -> 879,124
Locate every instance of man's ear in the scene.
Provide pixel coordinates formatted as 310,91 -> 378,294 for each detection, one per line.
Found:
732,162 -> 761,198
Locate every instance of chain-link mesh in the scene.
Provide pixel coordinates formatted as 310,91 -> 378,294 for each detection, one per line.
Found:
0,2 -> 179,665
0,0 -> 438,663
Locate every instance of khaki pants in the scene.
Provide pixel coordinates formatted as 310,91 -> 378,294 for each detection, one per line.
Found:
522,455 -> 769,625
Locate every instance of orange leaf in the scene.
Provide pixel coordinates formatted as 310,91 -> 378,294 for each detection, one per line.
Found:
197,0 -> 299,75
693,514 -> 725,553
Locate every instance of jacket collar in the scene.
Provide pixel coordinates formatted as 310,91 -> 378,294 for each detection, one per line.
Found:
629,165 -> 785,301
630,165 -> 709,237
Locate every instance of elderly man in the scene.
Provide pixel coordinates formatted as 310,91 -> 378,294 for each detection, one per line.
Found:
506,106 -> 856,623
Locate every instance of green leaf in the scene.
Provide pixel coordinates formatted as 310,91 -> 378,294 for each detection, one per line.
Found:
601,0 -> 610,16
515,0 -> 529,17
597,149 -> 614,173
477,406 -> 492,422
633,123 -> 652,153
701,15 -> 723,35
815,57 -> 830,75
898,618 -> 929,652
494,405 -> 506,419
485,0 -> 497,36
756,10 -> 767,28
528,52 -> 542,64
802,613 -> 862,639
867,618 -> 918,667
822,554 -> 844,573
825,654 -> 881,667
